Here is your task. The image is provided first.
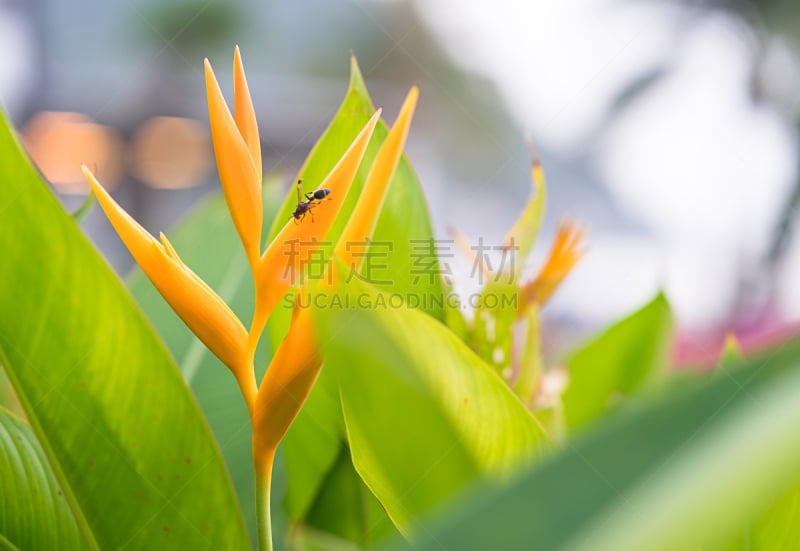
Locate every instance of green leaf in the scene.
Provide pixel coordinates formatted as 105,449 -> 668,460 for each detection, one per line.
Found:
400,340 -> 800,551
0,369 -> 22,417
303,446 -> 394,547
514,305 -> 542,404
441,277 -> 469,342
282,355 -> 394,546
562,292 -> 673,429
0,407 -> 82,550
316,277 -> 551,537
0,111 -> 249,548
127,183 -> 283,544
743,482 -> 800,549
288,525 -> 367,551
267,56 -> 444,322
282,364 -> 346,520
721,472 -> 800,549
70,189 -> 95,223
275,56 -> 444,540
470,279 -> 518,377
460,159 -> 546,377
503,160 -> 546,280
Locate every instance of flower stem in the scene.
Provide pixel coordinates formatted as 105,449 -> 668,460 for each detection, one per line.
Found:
255,453 -> 274,551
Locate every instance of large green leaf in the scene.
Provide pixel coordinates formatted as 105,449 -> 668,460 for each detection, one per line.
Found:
717,343 -> 800,549
562,292 -> 673,429
0,369 -> 22,417
315,277 -> 551,537
127,183 -> 283,545
0,112 -> 249,548
282,364 -> 346,520
301,445 -> 394,547
0,407 -> 82,550
400,340 -> 800,551
275,57 -> 444,541
723,482 -> 800,549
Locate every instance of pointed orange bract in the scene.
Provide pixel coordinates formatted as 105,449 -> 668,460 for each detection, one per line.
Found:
518,219 -> 584,313
233,46 -> 262,183
335,86 -> 418,270
205,58 -> 262,267
82,166 -> 257,411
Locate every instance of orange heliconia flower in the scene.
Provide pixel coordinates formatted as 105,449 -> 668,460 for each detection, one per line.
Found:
83,49 -> 384,416
85,48 -> 420,551
518,219 -> 585,312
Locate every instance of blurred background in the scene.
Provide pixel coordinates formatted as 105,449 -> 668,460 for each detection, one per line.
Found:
3,0 -> 800,364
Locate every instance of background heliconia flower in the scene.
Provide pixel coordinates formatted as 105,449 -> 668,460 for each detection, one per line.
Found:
447,153 -> 585,407
518,219 -> 585,312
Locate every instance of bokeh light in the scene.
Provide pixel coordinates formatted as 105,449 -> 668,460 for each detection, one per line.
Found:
21,111 -> 124,193
129,116 -> 212,189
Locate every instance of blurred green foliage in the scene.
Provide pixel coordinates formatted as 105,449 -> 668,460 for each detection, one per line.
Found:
2,50 -> 800,551
0,109 -> 250,549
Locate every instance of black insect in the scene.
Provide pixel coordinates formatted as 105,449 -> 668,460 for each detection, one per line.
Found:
290,179 -> 332,223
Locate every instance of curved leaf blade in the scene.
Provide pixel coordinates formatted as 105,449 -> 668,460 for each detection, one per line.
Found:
399,341 -> 800,551
0,407 -> 82,550
562,292 -> 673,429
277,57 -> 444,540
723,482 -> 800,549
0,112 -> 250,548
316,277 -> 551,536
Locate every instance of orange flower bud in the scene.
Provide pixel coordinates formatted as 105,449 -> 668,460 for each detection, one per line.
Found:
205,56 -> 262,268
518,219 -> 585,312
